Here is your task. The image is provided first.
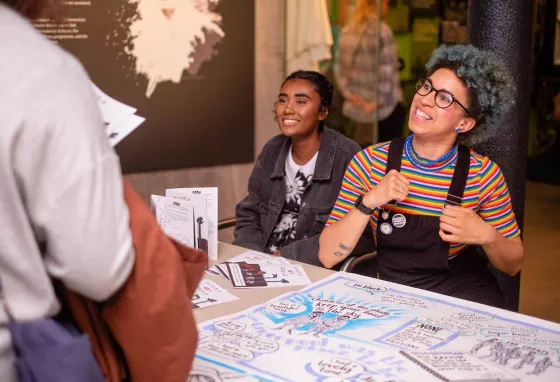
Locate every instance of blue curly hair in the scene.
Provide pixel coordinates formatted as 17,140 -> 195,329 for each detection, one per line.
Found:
426,44 -> 516,146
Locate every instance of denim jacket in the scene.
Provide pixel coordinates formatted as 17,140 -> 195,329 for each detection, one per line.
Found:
233,127 -> 375,266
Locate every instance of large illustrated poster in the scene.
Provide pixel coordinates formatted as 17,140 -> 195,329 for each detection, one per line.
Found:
192,273 -> 560,381
33,0 -> 254,173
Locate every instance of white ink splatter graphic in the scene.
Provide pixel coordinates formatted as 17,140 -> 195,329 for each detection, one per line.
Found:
120,0 -> 224,98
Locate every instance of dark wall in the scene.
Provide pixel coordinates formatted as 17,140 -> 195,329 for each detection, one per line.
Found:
42,0 -> 255,174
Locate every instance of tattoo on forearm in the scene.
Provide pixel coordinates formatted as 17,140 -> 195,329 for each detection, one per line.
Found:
338,243 -> 353,251
334,242 -> 353,257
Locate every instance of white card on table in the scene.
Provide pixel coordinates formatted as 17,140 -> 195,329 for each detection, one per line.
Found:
150,195 -> 194,248
166,188 -> 218,260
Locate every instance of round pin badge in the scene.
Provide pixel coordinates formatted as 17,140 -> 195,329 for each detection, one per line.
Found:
381,211 -> 389,220
380,222 -> 393,235
392,213 -> 406,228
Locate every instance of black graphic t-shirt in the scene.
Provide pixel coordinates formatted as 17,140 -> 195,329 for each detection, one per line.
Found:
265,147 -> 318,254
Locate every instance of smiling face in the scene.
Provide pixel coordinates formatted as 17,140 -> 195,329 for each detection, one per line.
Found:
275,78 -> 328,140
408,68 -> 476,142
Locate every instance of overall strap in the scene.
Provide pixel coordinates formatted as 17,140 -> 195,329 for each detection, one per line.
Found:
385,137 -> 406,174
445,145 -> 470,206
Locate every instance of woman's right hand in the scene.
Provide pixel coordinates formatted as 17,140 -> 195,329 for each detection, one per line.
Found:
363,169 -> 410,209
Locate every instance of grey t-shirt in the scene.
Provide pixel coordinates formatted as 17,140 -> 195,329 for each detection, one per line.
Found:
0,6 -> 134,380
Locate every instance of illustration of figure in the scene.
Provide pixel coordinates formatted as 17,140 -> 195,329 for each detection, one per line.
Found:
481,340 -> 507,362
499,346 -> 522,366
513,351 -> 536,370
301,315 -> 350,337
470,338 -> 498,355
274,311 -> 324,334
527,357 -> 553,376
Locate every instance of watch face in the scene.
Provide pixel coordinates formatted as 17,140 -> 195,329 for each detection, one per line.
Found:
356,195 -> 372,214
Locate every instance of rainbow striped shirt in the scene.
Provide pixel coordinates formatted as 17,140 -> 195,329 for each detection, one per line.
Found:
326,141 -> 520,257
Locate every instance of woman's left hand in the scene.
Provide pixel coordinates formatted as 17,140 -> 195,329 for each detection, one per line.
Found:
439,205 -> 496,245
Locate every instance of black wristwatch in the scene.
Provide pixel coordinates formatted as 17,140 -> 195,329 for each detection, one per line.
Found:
354,195 -> 375,215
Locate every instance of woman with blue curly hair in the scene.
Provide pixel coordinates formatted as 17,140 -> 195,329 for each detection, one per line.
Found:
318,44 -> 523,307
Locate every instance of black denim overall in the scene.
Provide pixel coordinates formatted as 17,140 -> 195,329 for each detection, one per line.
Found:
376,138 -> 504,307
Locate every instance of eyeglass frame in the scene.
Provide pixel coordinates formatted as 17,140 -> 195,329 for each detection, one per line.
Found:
415,77 -> 473,117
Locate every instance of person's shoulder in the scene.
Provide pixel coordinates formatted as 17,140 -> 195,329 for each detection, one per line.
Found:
347,141 -> 390,168
368,140 -> 391,158
468,148 -> 499,171
0,9 -> 97,135
380,21 -> 394,34
326,128 -> 361,158
259,133 -> 288,158
467,147 -> 506,182
380,22 -> 396,42
0,7 -> 81,86
0,9 -> 92,121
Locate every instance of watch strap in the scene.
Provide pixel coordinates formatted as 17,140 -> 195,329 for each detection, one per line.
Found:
355,195 -> 374,215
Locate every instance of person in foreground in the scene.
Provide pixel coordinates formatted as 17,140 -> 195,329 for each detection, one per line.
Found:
319,44 -> 524,307
0,1 -> 134,380
234,70 -> 374,264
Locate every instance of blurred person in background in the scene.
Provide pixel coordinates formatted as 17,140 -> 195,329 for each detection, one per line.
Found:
334,0 -> 405,147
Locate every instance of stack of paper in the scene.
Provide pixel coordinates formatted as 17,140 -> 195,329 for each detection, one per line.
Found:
91,82 -> 145,146
207,251 -> 312,289
150,187 -> 218,260
192,280 -> 238,310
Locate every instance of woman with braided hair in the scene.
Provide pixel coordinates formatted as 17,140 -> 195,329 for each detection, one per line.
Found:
320,45 -> 523,307
234,70 -> 374,263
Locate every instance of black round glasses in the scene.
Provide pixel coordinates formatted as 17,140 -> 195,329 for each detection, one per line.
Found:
415,77 -> 472,117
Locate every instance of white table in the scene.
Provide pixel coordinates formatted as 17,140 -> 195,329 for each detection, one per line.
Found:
192,243 -> 560,382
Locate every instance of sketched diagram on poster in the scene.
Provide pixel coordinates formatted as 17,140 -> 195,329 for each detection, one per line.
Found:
194,273 -> 560,381
259,285 -> 409,341
406,310 -> 560,379
120,0 -> 225,97
150,195 -> 194,247
470,337 -> 557,377
197,314 -> 436,382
